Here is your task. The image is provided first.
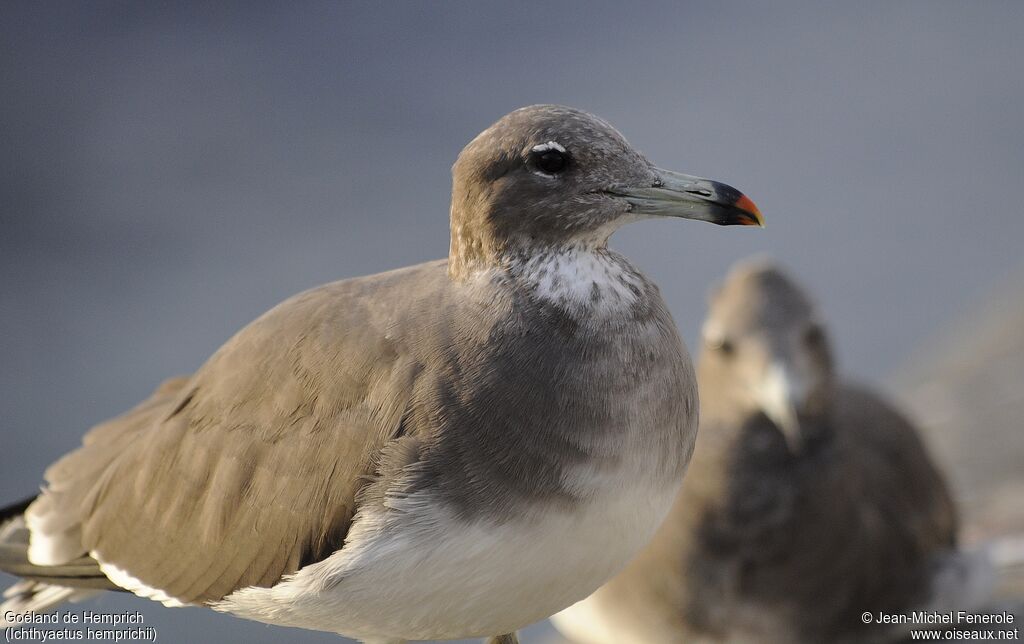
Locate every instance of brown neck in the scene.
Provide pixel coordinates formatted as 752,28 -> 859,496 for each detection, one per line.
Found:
448,223 -> 499,281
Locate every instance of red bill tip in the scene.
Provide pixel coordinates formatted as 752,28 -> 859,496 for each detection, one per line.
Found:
734,194 -> 764,226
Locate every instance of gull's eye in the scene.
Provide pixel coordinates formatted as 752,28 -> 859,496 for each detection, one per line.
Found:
530,142 -> 570,175
537,150 -> 568,174
705,334 -> 736,358
716,338 -> 736,357
804,323 -> 825,349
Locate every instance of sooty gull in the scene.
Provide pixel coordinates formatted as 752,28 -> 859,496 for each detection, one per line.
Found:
0,105 -> 762,644
552,259 -> 992,644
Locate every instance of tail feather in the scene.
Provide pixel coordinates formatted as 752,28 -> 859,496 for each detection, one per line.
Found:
2,581 -> 98,627
0,496 -> 117,629
0,496 -> 35,525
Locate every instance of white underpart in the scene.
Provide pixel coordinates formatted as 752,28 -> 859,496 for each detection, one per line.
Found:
550,596 -> 624,644
216,467 -> 680,641
93,553 -> 187,608
511,246 -> 644,318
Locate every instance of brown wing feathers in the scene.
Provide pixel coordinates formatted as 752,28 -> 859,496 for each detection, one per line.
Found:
20,279 -> 415,605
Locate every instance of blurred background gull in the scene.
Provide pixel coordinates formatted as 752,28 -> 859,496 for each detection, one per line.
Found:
1,2 -> 1022,642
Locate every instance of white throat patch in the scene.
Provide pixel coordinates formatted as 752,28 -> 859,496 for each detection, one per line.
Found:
509,246 -> 645,316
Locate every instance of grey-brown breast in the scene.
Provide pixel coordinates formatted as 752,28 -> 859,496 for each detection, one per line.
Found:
385,258 -> 695,522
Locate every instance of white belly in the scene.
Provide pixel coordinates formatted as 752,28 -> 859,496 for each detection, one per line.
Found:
551,597 -> 631,644
216,473 -> 681,641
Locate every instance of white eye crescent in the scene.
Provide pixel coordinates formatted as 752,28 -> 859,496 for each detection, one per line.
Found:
529,141 -> 571,176
531,141 -> 566,154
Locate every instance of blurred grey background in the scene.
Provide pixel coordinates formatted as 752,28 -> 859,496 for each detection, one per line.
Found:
2,2 -> 1022,642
